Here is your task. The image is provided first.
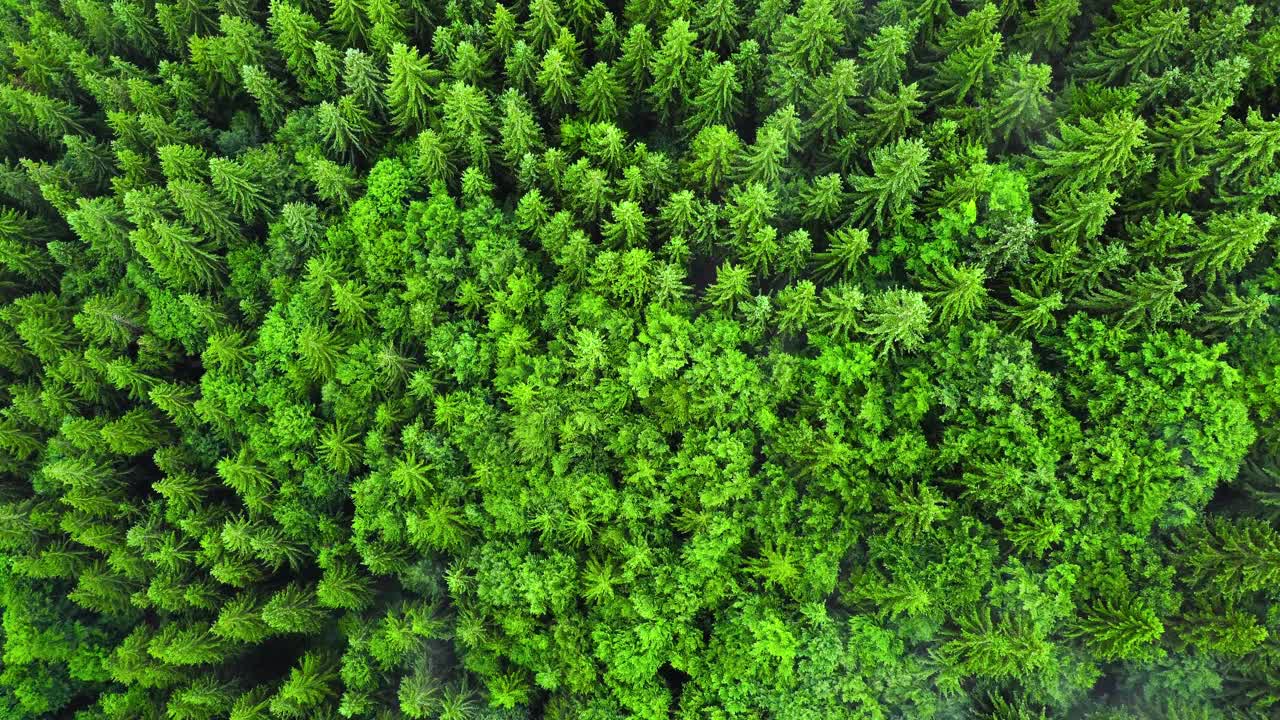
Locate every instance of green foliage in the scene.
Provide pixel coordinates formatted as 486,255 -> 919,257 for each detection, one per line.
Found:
1,1 -> 1278,718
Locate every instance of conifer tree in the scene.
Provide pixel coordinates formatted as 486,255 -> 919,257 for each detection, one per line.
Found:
269,652 -> 339,718
988,55 -> 1052,143
685,125 -> 740,192
694,0 -> 740,51
1014,0 -> 1078,54
1079,8 -> 1189,83
386,43 -> 439,132
865,288 -> 930,355
773,0 -> 843,75
859,23 -> 912,92
849,137 -> 931,228
1080,265 -> 1186,328
922,262 -> 988,326
1068,599 -> 1164,661
1215,109 -> 1280,186
1034,111 -> 1147,194
684,61 -> 742,134
577,62 -> 625,122
648,18 -> 698,121
537,48 -> 578,114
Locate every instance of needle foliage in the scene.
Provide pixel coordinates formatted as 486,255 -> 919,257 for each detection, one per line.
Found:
1,0 -> 1279,718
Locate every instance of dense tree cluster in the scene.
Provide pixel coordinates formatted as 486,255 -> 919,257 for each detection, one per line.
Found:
1,0 -> 1279,717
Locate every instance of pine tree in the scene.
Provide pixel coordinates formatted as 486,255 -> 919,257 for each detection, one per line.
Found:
684,61 -> 742,134
705,261 -> 753,311
1215,109 -> 1280,186
386,43 -> 439,132
694,0 -> 740,51
399,664 -> 442,719
988,55 -> 1052,143
269,652 -> 338,718
616,23 -> 655,92
168,179 -> 240,245
267,0 -> 320,79
813,226 -> 869,282
157,144 -> 208,184
798,174 -> 846,224
208,157 -> 269,220
261,583 -> 326,634
499,92 -> 545,166
113,0 -> 165,56
849,137 -> 931,228
685,125 -> 740,193
1149,97 -> 1228,171
864,288 -> 930,355
1179,211 -> 1275,280
564,0 -> 603,35
316,562 -> 374,610
406,498 -> 468,552
167,676 -> 241,720
592,11 -> 622,59
318,421 -> 363,474
148,623 -> 228,666
858,23 -> 912,92
0,225 -> 55,284
817,283 -> 864,338
1034,111 -> 1148,194
328,0 -> 367,46
366,0 -> 409,51
738,106 -> 799,188
1068,599 -> 1164,661
776,281 -> 817,335
860,82 -> 925,147
647,18 -> 698,121
1200,288 -> 1272,331
739,225 -> 779,275
922,262 -> 988,326
149,382 -> 199,427
523,0 -> 563,52
1177,518 -> 1280,597
0,86 -> 88,141
1079,8 -> 1189,83
577,62 -> 624,122
726,181 -> 778,248
1080,265 -> 1186,328
773,0 -> 843,75
216,448 -> 272,509
803,59 -> 859,145
930,32 -> 1000,103
1177,609 -> 1267,656
601,201 -> 648,248
343,49 -> 387,116
297,324 -> 342,379
131,221 -> 224,290
1043,187 -> 1118,244
1002,284 -> 1064,334
536,48 -> 578,114
503,40 -> 540,95
212,593 -> 273,642
1014,0 -> 1078,54
306,156 -> 362,206
316,96 -> 375,159
102,408 -> 168,455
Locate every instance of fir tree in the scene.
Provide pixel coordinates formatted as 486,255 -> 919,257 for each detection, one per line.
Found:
865,288 -> 930,355
386,43 -> 439,132
1068,599 -> 1164,661
849,137 -> 931,228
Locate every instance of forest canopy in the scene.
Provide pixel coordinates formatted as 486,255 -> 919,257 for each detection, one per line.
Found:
1,0 -> 1279,718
